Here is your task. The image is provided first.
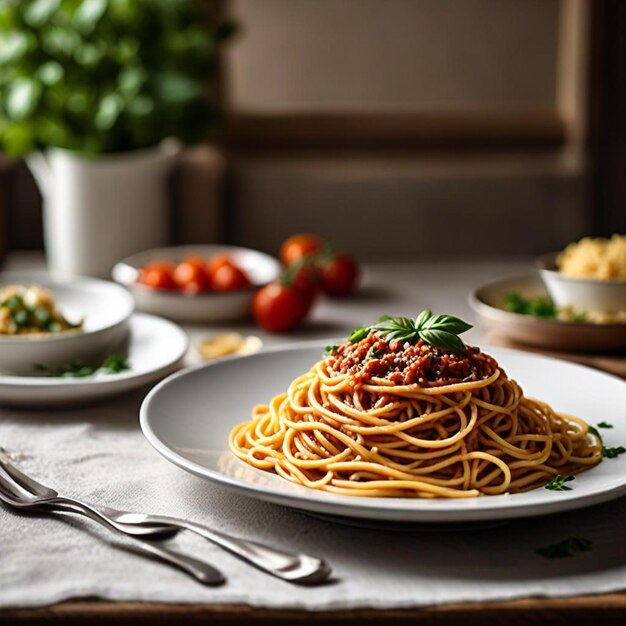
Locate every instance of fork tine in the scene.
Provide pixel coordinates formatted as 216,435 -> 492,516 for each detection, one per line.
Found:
0,448 -> 53,497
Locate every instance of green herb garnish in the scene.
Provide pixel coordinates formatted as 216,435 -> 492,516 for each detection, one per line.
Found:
544,474 -> 575,491
587,424 -> 624,458
348,327 -> 370,343
37,355 -> 130,378
349,311 -> 472,355
587,425 -> 603,441
504,292 -> 557,319
324,345 -> 339,356
537,536 -> 593,558
603,446 -> 626,459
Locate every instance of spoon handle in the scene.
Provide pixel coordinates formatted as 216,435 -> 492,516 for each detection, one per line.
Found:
116,512 -> 331,584
40,496 -> 225,586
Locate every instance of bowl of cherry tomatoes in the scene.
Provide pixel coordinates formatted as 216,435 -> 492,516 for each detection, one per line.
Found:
112,245 -> 281,322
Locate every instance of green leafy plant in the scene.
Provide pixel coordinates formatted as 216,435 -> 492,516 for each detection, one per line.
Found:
0,0 -> 235,156
349,311 -> 473,354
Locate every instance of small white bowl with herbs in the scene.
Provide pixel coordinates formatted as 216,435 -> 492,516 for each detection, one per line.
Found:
0,272 -> 134,375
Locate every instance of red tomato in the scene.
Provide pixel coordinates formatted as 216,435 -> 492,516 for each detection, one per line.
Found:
211,264 -> 252,291
206,255 -> 234,276
174,260 -> 210,292
252,282 -> 310,332
319,254 -> 360,296
280,233 -> 324,266
139,262 -> 176,290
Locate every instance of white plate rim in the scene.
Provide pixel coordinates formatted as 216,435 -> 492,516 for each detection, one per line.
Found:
140,341 -> 626,522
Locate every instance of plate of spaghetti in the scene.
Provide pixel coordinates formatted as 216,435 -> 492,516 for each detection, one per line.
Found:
140,312 -> 626,522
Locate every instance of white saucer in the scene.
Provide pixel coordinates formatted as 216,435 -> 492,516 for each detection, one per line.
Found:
0,314 -> 188,408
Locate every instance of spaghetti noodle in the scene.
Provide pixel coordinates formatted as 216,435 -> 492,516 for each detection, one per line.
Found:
229,319 -> 602,498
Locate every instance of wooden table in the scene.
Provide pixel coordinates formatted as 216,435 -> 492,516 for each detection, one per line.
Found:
2,253 -> 625,625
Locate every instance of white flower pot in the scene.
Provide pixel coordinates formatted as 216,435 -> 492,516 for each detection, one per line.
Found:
27,141 -> 180,278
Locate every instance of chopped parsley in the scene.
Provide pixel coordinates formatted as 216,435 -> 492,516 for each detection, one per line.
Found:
36,355 -> 130,378
603,446 -> 626,459
587,424 -> 625,459
324,345 -> 339,356
544,474 -> 575,491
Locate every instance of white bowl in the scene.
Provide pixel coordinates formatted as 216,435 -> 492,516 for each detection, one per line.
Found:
0,272 -> 134,375
112,245 -> 281,323
537,252 -> 626,313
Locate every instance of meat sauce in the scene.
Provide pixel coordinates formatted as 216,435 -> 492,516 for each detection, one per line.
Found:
327,332 -> 498,386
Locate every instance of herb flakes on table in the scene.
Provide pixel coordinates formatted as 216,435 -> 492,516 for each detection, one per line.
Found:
537,536 -> 593,559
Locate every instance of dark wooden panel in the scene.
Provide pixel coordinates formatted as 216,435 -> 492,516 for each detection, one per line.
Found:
588,0 -> 626,235
222,111 -> 565,151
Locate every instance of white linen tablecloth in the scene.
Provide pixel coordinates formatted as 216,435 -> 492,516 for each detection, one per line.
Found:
1,389 -> 625,611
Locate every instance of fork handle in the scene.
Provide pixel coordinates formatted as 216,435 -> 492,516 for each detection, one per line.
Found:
130,513 -> 330,583
44,496 -> 224,586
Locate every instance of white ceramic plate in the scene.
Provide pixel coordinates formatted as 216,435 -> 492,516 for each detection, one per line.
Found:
140,342 -> 626,523
470,274 -> 626,352
0,313 -> 187,408
0,271 -> 134,375
112,244 -> 281,323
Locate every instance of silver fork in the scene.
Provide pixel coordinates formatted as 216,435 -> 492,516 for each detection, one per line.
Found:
0,467 -> 225,586
0,453 -> 331,584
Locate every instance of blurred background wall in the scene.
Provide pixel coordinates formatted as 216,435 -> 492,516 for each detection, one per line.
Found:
1,0 -> 624,260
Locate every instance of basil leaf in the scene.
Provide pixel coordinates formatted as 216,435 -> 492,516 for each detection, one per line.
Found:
349,327 -> 369,343
424,314 -> 473,335
414,309 -> 432,328
418,329 -> 467,354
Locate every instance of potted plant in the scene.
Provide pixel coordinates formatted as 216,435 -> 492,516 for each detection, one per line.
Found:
0,0 -> 234,277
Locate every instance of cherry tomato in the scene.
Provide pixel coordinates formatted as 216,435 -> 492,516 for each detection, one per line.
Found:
211,264 -> 252,291
319,254 -> 360,296
206,255 -> 234,276
174,260 -> 209,292
139,262 -> 176,290
280,233 -> 324,266
252,281 -> 310,332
